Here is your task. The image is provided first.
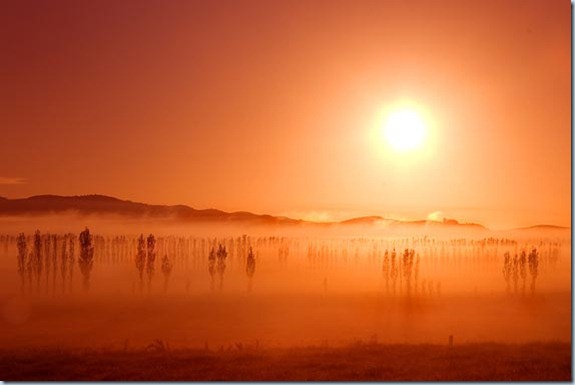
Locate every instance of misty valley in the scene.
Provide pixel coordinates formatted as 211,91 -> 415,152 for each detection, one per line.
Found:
1,228 -> 569,347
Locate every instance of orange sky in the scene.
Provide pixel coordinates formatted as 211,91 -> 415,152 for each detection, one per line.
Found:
0,0 -> 570,229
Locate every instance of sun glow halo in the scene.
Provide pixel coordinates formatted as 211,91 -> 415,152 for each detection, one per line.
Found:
383,107 -> 428,152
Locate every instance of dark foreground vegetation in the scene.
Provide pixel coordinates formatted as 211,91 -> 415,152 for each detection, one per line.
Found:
1,342 -> 570,381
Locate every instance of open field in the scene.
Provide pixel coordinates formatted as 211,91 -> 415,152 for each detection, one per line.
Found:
1,342 -> 570,381
0,292 -> 571,349
0,231 -> 570,380
2,0 -> 570,381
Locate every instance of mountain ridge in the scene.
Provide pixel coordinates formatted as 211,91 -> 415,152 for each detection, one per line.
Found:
0,194 -> 568,230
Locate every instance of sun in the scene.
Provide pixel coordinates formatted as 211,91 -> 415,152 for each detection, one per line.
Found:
383,107 -> 428,152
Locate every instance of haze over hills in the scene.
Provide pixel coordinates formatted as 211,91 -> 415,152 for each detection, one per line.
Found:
0,195 -> 568,231
0,195 -> 300,225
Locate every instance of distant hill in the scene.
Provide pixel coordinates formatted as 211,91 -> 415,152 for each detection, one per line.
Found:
337,215 -> 486,229
512,224 -> 570,231
338,216 -> 385,225
0,195 -> 564,231
0,194 -> 301,225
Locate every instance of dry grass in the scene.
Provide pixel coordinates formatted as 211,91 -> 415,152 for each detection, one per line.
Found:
1,341 -> 570,381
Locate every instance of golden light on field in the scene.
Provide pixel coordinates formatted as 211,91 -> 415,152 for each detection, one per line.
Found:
383,106 -> 428,152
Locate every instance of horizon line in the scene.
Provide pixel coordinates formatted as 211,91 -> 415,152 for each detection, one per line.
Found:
0,193 -> 570,231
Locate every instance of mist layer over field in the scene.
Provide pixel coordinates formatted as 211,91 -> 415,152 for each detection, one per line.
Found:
0,216 -> 570,352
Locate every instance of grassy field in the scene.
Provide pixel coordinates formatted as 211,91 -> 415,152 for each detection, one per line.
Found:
1,342 -> 570,381
2,291 -> 571,348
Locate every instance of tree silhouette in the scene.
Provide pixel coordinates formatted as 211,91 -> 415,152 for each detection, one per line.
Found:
518,250 -> 527,295
60,236 -> 68,294
512,253 -> 519,294
382,250 -> 390,292
208,247 -> 216,291
135,234 -> 146,292
161,254 -> 173,293
246,246 -> 256,292
528,248 -> 539,294
16,233 -> 27,293
33,230 -> 42,292
390,249 -> 398,295
502,251 -> 512,293
216,244 -> 227,291
68,234 -> 75,292
146,234 -> 156,292
78,227 -> 94,291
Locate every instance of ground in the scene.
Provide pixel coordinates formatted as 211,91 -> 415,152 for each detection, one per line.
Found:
1,342 -> 570,381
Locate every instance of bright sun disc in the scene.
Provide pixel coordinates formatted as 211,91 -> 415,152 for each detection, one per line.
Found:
383,108 -> 427,152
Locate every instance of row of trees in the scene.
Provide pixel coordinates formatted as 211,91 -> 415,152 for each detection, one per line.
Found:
11,231 -> 558,296
7,232 -> 562,272
135,234 -> 173,293
14,229 -> 260,295
502,249 -> 540,295
208,244 -> 228,292
304,237 -> 561,275
131,235 -> 257,293
15,228 -> 94,293
206,244 -> 257,292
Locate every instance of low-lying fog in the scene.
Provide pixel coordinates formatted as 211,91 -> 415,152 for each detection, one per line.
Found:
0,215 -> 570,350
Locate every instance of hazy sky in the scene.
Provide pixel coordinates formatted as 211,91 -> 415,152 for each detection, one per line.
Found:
1,0 -> 570,229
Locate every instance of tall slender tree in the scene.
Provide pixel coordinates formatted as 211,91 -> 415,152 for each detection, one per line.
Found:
161,254 -> 173,293
16,233 -> 27,293
33,230 -> 42,292
78,227 -> 94,291
246,246 -> 256,292
135,234 -> 146,293
146,234 -> 156,292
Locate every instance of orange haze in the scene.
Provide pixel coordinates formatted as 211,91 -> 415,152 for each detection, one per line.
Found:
0,0 -> 570,229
